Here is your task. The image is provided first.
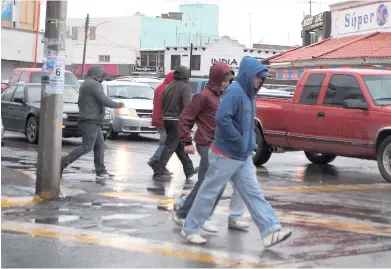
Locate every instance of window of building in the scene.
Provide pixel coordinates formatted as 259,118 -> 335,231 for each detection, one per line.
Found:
99,55 -> 110,63
72,27 -> 78,40
140,52 -> 148,66
323,75 -> 365,107
191,55 -> 201,71
171,55 -> 181,70
299,74 -> 326,105
89,26 -> 96,40
148,52 -> 157,67
12,86 -> 25,102
19,72 -> 29,83
159,53 -> 164,67
1,86 -> 17,102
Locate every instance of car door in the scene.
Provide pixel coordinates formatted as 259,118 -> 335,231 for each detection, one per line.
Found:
1,85 -> 17,129
9,85 -> 28,132
315,74 -> 370,157
287,73 -> 327,151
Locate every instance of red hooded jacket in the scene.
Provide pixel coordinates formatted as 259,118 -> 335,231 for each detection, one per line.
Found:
179,63 -> 234,146
151,72 -> 174,130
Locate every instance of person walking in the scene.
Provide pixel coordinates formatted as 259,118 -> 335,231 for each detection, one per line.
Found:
151,65 -> 197,181
61,66 -> 125,181
181,56 -> 292,247
172,62 -> 249,233
148,71 -> 174,176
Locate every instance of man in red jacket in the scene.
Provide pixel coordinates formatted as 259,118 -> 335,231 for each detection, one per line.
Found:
172,62 -> 249,232
148,72 -> 174,176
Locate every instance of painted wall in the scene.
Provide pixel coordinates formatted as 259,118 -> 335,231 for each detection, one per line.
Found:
140,16 -> 181,48
331,1 -> 391,37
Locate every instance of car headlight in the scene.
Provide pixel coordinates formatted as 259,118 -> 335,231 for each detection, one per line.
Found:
117,108 -> 138,117
62,113 -> 67,119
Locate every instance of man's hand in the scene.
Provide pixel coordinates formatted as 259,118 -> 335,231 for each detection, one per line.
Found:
118,102 -> 125,108
184,144 -> 195,154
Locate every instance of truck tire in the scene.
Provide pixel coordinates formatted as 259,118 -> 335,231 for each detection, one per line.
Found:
25,116 -> 39,144
377,136 -> 391,183
253,127 -> 272,166
304,152 -> 336,164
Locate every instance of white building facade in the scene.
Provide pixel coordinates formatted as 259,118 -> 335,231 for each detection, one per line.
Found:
164,36 -> 285,77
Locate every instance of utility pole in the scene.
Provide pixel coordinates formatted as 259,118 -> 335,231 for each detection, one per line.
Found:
249,13 -> 252,47
189,43 -> 193,79
36,0 -> 68,199
81,13 -> 89,79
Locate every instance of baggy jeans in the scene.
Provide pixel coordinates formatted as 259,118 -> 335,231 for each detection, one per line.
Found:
61,121 -> 106,174
155,120 -> 194,175
149,129 -> 167,164
177,145 -> 245,221
183,150 -> 281,238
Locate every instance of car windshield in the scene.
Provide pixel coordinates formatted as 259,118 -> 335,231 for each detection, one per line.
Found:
107,85 -> 154,100
27,85 -> 79,103
362,75 -> 391,106
31,72 -> 80,88
139,81 -> 160,90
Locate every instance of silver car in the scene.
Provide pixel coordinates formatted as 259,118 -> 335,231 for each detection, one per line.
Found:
101,81 -> 158,139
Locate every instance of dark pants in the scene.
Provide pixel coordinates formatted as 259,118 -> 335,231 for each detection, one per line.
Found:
155,120 -> 194,175
177,145 -> 223,219
61,121 -> 106,174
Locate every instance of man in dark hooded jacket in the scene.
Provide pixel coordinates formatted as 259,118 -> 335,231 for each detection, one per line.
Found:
61,66 -> 124,181
152,65 -> 197,181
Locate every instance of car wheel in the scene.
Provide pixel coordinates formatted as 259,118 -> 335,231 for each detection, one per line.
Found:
25,116 -> 39,144
252,127 -> 272,166
106,127 -> 118,140
304,152 -> 337,164
377,136 -> 391,183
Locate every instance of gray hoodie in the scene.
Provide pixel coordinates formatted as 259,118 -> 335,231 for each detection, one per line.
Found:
78,66 -> 121,123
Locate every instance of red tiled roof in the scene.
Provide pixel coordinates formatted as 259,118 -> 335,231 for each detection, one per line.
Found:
270,32 -> 391,63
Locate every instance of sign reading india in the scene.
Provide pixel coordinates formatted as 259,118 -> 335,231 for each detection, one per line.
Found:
211,58 -> 239,70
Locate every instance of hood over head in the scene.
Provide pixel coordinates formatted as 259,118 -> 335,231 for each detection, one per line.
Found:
173,65 -> 189,82
163,71 -> 174,85
237,56 -> 269,97
87,66 -> 107,83
207,62 -> 234,94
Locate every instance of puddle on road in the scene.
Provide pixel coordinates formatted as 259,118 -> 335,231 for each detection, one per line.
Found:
101,214 -> 150,221
32,215 -> 80,224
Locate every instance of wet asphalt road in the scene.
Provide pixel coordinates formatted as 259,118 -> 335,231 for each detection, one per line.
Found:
1,131 -> 391,268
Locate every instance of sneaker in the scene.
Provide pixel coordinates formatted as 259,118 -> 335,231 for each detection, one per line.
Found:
262,228 -> 292,248
228,219 -> 250,231
153,173 -> 172,181
164,169 -> 173,176
201,220 -> 218,233
171,213 -> 185,227
181,229 -> 207,244
185,166 -> 199,180
96,172 -> 113,180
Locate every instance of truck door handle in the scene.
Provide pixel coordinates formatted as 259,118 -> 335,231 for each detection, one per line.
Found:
318,112 -> 325,117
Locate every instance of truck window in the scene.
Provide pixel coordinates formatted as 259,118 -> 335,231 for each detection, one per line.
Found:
9,71 -> 21,84
323,75 -> 365,107
299,74 -> 326,105
19,72 -> 29,83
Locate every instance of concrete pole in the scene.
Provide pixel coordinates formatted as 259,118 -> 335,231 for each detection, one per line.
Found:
36,0 -> 68,199
81,14 -> 89,79
189,43 -> 193,79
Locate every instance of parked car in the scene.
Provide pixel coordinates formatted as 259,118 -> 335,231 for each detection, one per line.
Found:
253,68 -> 391,182
115,76 -> 162,90
1,117 -> 4,146
101,80 -> 158,139
1,68 -> 80,93
189,78 -> 209,97
1,83 -> 111,143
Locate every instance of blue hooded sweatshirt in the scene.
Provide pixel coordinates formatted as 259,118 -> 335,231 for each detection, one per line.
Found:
212,56 -> 268,161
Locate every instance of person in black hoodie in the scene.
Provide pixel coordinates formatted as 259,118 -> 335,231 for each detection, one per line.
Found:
152,65 -> 197,181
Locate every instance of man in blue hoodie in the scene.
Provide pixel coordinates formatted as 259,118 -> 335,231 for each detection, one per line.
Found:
180,56 -> 292,247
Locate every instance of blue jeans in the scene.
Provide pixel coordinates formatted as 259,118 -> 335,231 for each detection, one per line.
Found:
183,150 -> 281,238
149,129 -> 167,163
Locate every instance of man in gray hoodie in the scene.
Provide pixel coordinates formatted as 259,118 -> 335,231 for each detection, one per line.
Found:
61,66 -> 124,181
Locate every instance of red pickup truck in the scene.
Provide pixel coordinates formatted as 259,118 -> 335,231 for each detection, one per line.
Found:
253,69 -> 391,183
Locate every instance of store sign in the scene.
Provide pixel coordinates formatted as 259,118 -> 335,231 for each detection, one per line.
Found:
303,13 -> 324,31
336,2 -> 390,35
211,58 -> 239,70
133,66 -> 162,72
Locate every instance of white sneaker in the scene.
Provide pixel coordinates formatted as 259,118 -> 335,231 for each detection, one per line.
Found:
228,219 -> 250,231
171,213 -> 185,227
263,228 -> 292,248
201,220 -> 219,233
181,229 -> 207,244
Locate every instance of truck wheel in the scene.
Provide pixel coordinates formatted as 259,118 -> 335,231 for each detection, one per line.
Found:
304,152 -> 336,164
253,127 -> 272,166
377,136 -> 391,183
25,116 -> 39,144
106,127 -> 118,140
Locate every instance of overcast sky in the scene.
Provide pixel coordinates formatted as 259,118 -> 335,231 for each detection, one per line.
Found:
41,0 -> 343,46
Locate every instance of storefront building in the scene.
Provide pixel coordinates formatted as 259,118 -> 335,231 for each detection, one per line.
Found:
269,1 -> 391,81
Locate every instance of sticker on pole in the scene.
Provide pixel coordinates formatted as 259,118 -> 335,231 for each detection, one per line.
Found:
44,56 -> 65,94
